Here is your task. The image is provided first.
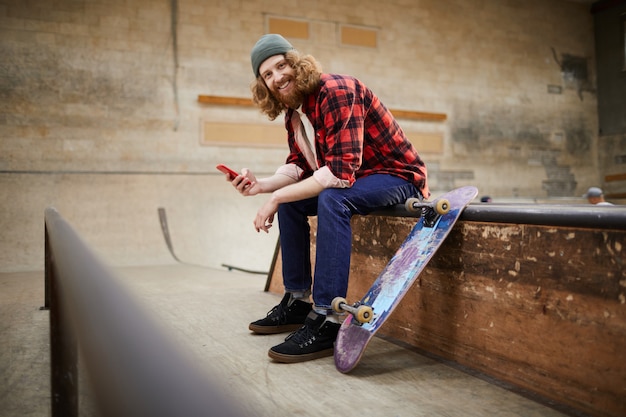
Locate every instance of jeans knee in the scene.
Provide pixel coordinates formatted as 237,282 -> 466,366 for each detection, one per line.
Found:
317,189 -> 351,216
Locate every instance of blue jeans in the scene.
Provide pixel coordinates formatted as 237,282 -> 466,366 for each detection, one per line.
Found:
278,174 -> 420,309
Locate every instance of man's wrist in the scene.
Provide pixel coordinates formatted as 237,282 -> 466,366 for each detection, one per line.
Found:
270,190 -> 283,205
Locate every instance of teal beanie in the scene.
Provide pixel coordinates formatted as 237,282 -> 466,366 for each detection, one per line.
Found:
250,34 -> 294,77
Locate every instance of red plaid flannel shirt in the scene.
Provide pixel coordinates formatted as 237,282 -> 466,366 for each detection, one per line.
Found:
282,73 -> 429,198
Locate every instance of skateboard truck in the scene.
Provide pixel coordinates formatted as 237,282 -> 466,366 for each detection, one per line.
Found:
404,196 -> 450,227
331,297 -> 374,324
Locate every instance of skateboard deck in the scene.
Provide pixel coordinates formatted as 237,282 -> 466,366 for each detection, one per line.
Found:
333,186 -> 478,373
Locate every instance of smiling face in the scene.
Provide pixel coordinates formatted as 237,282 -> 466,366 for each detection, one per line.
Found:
258,54 -> 302,109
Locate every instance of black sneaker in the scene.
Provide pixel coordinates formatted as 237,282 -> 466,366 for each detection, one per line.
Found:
268,311 -> 340,363
249,293 -> 312,334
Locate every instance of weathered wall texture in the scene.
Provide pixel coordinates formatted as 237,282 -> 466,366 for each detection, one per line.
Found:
593,1 -> 626,199
0,0 -> 611,271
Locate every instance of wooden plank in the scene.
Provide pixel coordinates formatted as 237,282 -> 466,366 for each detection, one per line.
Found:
340,25 -> 377,48
198,95 -> 253,107
197,95 -> 447,122
268,17 -> 309,39
201,121 -> 443,150
605,172 -> 626,182
389,108 -> 447,122
404,132 -> 443,153
201,121 -> 285,147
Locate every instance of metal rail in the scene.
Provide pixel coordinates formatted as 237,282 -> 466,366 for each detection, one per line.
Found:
44,207 -> 245,417
374,203 -> 626,230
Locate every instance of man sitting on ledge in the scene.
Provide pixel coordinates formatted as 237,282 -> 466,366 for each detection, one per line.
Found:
224,34 -> 430,363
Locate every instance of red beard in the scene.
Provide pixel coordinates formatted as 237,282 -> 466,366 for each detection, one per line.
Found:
272,85 -> 303,110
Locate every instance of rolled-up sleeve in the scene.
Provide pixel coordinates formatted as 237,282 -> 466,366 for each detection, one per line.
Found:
313,166 -> 351,188
275,163 -> 303,181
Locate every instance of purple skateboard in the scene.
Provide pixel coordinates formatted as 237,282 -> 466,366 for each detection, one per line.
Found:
333,186 -> 478,373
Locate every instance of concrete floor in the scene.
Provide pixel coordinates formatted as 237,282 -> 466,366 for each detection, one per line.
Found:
1,264 -> 571,417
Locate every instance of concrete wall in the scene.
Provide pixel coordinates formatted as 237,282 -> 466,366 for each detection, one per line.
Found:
0,0 -> 610,272
593,1 -> 626,199
593,1 -> 626,136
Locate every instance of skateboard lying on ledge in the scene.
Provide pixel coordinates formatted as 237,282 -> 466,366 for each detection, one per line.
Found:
333,186 -> 479,373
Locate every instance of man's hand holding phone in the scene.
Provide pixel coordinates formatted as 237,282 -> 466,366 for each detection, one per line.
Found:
216,164 -> 240,180
216,164 -> 255,193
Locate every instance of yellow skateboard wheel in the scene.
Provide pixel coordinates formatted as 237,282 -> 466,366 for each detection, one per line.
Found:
435,198 -> 450,215
331,297 -> 347,314
404,197 -> 421,213
355,305 -> 374,324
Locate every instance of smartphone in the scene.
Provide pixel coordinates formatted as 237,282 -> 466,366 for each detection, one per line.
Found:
216,164 -> 252,188
216,164 -> 239,180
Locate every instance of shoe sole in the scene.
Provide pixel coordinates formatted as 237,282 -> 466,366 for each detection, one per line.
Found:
248,323 -> 303,334
267,347 -> 334,363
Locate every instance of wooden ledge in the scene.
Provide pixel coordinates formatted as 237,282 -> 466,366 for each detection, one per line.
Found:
267,213 -> 626,417
605,173 -> 626,182
198,95 -> 253,107
197,95 -> 447,122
